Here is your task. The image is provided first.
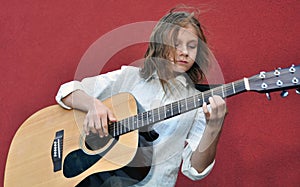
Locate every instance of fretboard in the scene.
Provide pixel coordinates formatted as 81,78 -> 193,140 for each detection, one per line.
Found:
109,78 -> 247,137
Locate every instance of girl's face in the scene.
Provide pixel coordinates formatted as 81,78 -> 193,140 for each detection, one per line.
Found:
170,24 -> 198,73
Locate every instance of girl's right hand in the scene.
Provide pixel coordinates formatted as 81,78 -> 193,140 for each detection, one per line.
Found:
84,99 -> 117,137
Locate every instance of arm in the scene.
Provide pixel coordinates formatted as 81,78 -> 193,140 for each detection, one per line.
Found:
56,67 -> 128,137
191,95 -> 227,173
55,67 -> 133,137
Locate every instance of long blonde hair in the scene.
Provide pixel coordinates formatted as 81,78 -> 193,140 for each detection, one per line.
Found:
140,7 -> 210,84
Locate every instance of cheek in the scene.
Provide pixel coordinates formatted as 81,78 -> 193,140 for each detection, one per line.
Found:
168,49 -> 177,60
189,50 -> 197,61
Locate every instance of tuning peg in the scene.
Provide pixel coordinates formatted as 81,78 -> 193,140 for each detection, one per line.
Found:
280,90 -> 289,98
289,64 -> 296,73
296,88 -> 300,95
266,93 -> 271,100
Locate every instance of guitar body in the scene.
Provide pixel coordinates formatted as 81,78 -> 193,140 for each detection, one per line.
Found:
4,93 -> 152,187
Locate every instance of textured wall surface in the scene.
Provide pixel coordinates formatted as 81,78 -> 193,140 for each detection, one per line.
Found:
1,0 -> 299,186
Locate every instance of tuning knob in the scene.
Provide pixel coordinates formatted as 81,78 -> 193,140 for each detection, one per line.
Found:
266,93 -> 271,100
280,90 -> 289,98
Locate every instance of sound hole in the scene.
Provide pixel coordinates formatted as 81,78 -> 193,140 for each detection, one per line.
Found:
63,135 -> 119,178
85,133 -> 112,151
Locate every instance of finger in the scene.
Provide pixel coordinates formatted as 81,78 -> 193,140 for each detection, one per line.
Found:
208,97 -> 217,111
96,122 -> 105,138
213,96 -> 227,115
107,110 -> 117,122
211,96 -> 227,121
208,96 -> 219,122
101,115 -> 108,137
83,117 -> 89,135
94,118 -> 102,135
202,102 -> 210,120
89,121 -> 97,134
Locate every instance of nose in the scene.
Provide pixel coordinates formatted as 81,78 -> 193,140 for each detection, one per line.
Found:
177,46 -> 189,57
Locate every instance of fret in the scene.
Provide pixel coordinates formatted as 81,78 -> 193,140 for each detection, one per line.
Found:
123,119 -> 126,133
159,106 -> 165,120
195,94 -> 202,107
127,117 -> 130,131
186,96 -> 195,111
204,92 -> 211,102
172,101 -> 180,116
202,92 -> 205,102
165,104 -> 172,119
122,119 -> 126,133
129,118 -> 132,131
177,100 -> 181,113
121,120 -> 124,134
126,118 -> 129,132
117,121 -> 120,136
213,87 -> 223,97
179,99 -> 187,113
147,110 -> 153,124
116,121 -> 120,135
142,112 -> 148,126
125,119 -> 128,132
119,121 -> 122,135
129,116 -> 133,131
211,89 -> 214,96
235,80 -> 246,94
146,111 -> 149,125
145,111 -> 148,126
113,123 -> 116,137
126,119 -> 130,132
170,103 -> 174,116
120,119 -> 123,134
133,115 -> 137,130
193,95 -> 197,108
152,110 -> 155,123
153,108 -> 159,122
221,85 -> 225,98
225,84 -> 235,96
126,118 -> 130,132
232,82 -> 236,93
137,113 -> 143,128
123,118 -> 127,132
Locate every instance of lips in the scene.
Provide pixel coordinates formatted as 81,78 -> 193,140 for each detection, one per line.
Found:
177,60 -> 188,64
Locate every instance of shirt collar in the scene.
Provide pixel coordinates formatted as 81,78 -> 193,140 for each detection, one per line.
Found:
146,71 -> 189,88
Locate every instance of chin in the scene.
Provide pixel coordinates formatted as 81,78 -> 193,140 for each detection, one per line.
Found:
173,68 -> 187,73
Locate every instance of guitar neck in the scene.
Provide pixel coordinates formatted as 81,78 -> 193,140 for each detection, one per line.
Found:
109,78 -> 249,137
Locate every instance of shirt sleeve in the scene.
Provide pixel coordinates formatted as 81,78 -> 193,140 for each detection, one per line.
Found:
181,108 -> 215,181
55,66 -> 127,109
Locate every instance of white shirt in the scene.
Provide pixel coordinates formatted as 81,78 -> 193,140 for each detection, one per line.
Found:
56,66 -> 215,187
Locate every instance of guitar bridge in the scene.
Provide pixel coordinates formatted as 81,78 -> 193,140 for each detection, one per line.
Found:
51,130 -> 64,172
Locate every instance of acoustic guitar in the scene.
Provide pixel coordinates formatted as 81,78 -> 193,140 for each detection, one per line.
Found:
4,65 -> 299,186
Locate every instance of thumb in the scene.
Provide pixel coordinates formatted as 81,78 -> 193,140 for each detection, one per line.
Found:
107,110 -> 117,122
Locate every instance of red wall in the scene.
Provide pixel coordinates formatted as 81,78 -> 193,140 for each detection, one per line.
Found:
1,0 -> 299,186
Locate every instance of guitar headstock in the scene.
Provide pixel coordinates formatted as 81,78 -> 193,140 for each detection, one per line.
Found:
248,64 -> 300,94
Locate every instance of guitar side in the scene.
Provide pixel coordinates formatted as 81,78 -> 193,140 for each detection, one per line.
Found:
4,93 -> 140,187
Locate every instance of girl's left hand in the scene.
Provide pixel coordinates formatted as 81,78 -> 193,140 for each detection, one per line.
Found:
202,95 -> 227,127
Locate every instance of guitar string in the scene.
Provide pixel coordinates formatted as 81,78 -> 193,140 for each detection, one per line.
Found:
108,80 -> 247,136
105,66 -> 300,136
